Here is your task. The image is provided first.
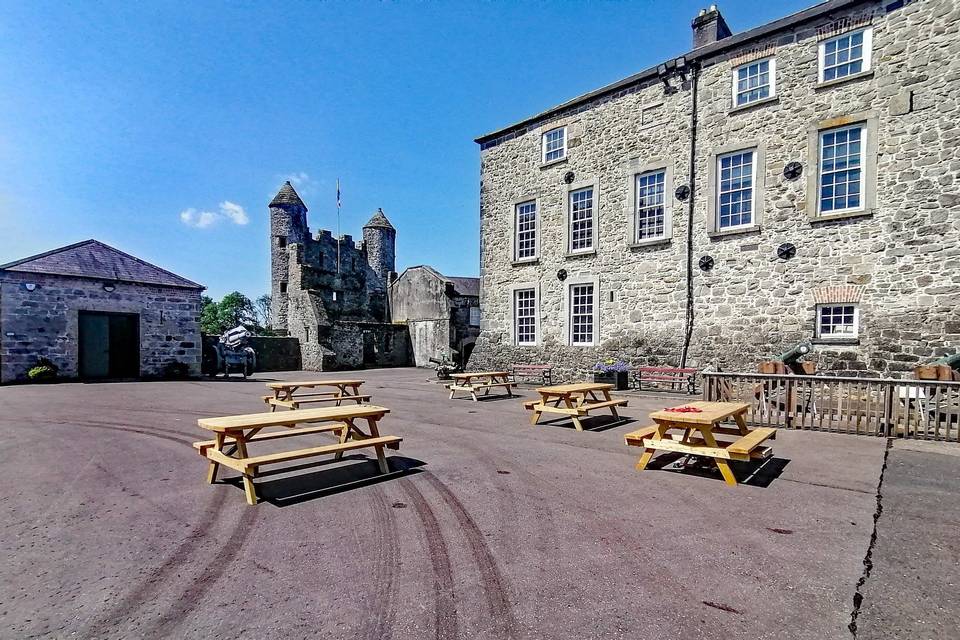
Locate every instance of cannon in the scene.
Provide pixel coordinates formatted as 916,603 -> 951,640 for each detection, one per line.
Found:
209,326 -> 257,378
759,341 -> 815,375
428,355 -> 461,380
914,353 -> 960,381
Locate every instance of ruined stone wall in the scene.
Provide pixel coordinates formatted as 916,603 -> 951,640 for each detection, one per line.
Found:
472,0 -> 960,380
0,271 -> 201,383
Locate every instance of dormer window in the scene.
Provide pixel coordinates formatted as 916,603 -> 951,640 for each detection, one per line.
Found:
542,126 -> 566,164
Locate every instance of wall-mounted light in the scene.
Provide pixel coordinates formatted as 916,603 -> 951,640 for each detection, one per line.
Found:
23,283 -> 37,292
103,283 -> 116,293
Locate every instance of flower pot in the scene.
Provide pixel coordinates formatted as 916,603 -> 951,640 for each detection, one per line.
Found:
593,371 -> 629,391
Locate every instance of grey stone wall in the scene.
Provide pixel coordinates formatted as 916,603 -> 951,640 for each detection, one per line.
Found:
472,0 -> 960,380
0,271 -> 201,383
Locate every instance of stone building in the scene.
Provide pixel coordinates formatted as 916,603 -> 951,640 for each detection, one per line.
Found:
269,181 -> 410,370
471,0 -> 960,379
389,265 -> 480,367
0,239 -> 204,383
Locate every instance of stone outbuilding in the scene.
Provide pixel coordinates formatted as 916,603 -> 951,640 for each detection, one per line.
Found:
0,239 -> 204,383
389,266 -> 480,367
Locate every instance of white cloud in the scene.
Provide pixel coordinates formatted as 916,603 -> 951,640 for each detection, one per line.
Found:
179,201 -> 249,229
286,172 -> 310,187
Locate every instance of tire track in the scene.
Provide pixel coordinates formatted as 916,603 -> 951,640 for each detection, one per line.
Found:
360,486 -> 401,640
140,504 -> 260,637
75,489 -> 230,638
422,473 -> 519,640
38,419 -> 195,447
398,478 -> 459,640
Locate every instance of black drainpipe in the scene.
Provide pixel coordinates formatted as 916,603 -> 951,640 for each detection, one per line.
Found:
679,62 -> 700,368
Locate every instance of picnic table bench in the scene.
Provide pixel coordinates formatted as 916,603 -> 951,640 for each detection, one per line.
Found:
624,401 -> 775,486
193,404 -> 400,505
523,382 -> 628,431
632,366 -> 698,394
510,364 -> 554,386
263,379 -> 369,411
447,371 -> 515,401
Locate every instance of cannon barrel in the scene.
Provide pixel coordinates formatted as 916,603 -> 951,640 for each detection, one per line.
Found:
778,341 -> 812,365
931,353 -> 960,370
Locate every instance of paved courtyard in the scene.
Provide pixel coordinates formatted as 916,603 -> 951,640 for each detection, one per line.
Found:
0,367 -> 956,639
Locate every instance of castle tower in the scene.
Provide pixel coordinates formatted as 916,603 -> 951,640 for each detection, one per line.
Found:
362,208 -> 396,285
269,181 -> 308,332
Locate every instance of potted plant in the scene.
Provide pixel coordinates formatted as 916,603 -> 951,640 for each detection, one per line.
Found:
592,359 -> 630,390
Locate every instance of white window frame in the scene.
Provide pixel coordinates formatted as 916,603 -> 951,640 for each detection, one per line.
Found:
715,149 -> 757,231
731,57 -> 776,108
567,280 -> 598,347
510,284 -> 539,346
818,27 -> 873,84
817,123 -> 867,216
815,303 -> 860,340
634,168 -> 668,242
513,199 -> 538,262
542,126 -> 566,164
566,180 -> 597,255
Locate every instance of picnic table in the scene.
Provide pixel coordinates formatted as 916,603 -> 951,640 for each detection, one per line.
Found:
624,401 -> 775,486
193,404 -> 401,505
263,379 -> 370,411
447,371 -> 515,401
523,382 -> 628,431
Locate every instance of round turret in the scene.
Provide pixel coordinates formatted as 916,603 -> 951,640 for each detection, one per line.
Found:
362,208 -> 396,284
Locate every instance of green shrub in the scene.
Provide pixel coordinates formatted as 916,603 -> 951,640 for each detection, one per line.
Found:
27,358 -> 59,382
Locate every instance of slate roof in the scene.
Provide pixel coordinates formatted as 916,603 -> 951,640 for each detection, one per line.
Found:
445,276 -> 480,298
364,208 -> 395,230
0,239 -> 205,290
397,265 -> 480,298
270,181 -> 307,208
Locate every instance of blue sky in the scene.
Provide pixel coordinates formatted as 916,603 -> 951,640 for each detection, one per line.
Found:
0,0 -> 799,300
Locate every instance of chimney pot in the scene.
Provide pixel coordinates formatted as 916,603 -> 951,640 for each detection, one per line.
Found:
691,5 -> 732,49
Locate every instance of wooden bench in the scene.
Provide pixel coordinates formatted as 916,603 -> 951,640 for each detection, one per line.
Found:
526,383 -> 629,431
628,402 -> 775,486
447,371 -> 515,401
195,404 -> 400,505
262,394 -> 372,410
511,364 -> 554,386
632,366 -> 698,394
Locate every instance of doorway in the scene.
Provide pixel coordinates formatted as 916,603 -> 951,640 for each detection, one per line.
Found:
78,311 -> 140,379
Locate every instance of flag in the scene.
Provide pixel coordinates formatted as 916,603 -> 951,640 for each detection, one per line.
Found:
336,179 -> 341,209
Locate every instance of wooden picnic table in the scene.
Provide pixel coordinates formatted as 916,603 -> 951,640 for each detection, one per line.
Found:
624,401 -> 775,486
263,379 -> 370,411
447,371 -> 515,401
193,404 -> 400,505
524,382 -> 628,431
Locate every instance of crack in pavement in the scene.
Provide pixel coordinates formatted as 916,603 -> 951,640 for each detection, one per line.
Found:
847,436 -> 893,638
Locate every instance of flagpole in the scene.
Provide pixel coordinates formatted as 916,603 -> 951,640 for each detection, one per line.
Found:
336,178 -> 341,274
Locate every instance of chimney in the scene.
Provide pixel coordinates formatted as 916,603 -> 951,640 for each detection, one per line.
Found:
692,5 -> 732,49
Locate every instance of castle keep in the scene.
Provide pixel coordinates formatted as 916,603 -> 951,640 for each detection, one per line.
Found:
471,0 -> 960,379
269,181 -> 410,370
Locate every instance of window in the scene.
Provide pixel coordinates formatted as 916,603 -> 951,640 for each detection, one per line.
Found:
819,28 -> 872,83
819,124 -> 865,214
468,306 -> 481,327
542,127 -> 566,163
514,289 -> 536,345
816,304 -> 859,339
733,58 -> 775,107
568,187 -> 594,253
279,281 -> 288,294
514,200 -> 537,261
635,170 -> 666,241
277,236 -> 287,248
569,283 -> 595,346
716,150 -> 756,229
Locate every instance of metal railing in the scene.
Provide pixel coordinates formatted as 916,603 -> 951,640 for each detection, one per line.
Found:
703,371 -> 960,442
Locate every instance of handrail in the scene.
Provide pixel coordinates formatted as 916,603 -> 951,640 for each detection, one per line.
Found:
702,371 -> 960,387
